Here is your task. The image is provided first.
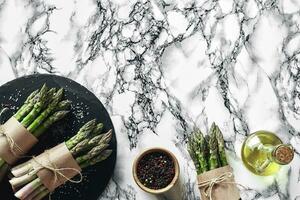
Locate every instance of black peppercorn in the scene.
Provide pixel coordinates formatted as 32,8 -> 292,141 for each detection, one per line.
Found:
136,151 -> 175,190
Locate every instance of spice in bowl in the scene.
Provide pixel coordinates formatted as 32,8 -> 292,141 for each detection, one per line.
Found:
137,151 -> 175,190
133,148 -> 179,194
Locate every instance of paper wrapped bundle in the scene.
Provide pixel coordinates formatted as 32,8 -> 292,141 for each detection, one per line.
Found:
188,123 -> 241,200
197,165 -> 240,200
31,143 -> 82,192
0,117 -> 38,164
0,85 -> 71,182
10,120 -> 113,200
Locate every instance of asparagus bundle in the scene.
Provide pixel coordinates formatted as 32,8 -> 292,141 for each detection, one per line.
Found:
0,84 -> 71,182
188,123 -> 228,174
10,120 -> 113,200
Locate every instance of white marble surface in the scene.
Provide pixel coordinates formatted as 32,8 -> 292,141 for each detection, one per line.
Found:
1,0 -> 300,199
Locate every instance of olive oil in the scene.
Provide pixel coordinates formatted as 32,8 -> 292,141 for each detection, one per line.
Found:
241,131 -> 294,176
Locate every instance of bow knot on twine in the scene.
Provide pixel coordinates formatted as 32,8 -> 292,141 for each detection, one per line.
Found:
198,172 -> 234,200
0,125 -> 24,157
32,150 -> 83,200
32,150 -> 83,187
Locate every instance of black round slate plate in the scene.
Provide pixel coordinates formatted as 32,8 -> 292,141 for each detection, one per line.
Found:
0,74 -> 117,200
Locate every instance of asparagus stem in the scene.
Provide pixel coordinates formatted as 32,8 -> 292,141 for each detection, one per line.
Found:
98,130 -> 112,145
208,124 -> 220,170
55,100 -> 72,111
32,111 -> 70,138
27,88 -> 64,133
15,104 -> 34,122
65,119 -> 96,150
31,188 -> 49,200
15,178 -> 42,199
214,123 -> 228,166
70,139 -> 89,156
23,185 -> 47,200
188,130 -> 209,174
11,162 -> 34,177
70,129 -> 110,156
90,123 -> 104,137
21,85 -> 48,128
188,142 -> 201,174
10,169 -> 39,189
80,150 -> 112,169
43,88 -> 57,107
76,143 -> 109,165
196,131 -> 209,172
14,90 -> 39,121
11,159 -> 31,171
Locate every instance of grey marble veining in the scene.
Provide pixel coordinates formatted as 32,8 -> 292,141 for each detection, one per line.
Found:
0,0 -> 300,199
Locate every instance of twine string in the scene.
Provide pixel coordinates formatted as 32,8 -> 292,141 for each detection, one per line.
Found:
32,150 -> 83,188
32,150 -> 83,200
198,172 -> 247,200
0,125 -> 24,157
0,111 -> 82,198
0,108 -> 26,159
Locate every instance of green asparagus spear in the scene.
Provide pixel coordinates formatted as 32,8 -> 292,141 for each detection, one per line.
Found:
214,123 -> 228,166
188,130 -> 209,174
208,124 -> 220,170
75,143 -> 109,165
55,100 -> 72,111
14,90 -> 39,121
21,84 -> 48,127
65,119 -> 97,149
25,185 -> 47,200
32,111 -> 70,137
195,130 -> 209,172
43,88 -> 57,107
27,89 -> 64,133
25,90 -> 40,104
71,130 -> 111,156
188,138 -> 201,174
98,130 -> 112,144
70,139 -> 89,156
32,188 -> 48,200
80,150 -> 112,168
90,123 -> 104,136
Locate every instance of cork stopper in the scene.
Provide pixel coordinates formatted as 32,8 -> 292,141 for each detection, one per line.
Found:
273,145 -> 294,165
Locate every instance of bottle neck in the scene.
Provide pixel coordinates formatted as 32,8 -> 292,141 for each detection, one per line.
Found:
269,144 -> 294,165
254,143 -> 294,174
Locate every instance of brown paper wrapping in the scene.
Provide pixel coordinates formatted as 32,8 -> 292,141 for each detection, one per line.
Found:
197,165 -> 240,200
31,143 -> 82,192
0,117 -> 38,165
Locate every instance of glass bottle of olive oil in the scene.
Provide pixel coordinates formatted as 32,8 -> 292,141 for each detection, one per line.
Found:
241,130 -> 294,176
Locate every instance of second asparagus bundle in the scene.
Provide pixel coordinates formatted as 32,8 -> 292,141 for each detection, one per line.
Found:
188,122 -> 228,174
188,123 -> 240,200
9,119 -> 113,200
0,84 -> 71,182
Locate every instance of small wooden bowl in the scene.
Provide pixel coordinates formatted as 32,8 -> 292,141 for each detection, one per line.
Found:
132,147 -> 180,194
